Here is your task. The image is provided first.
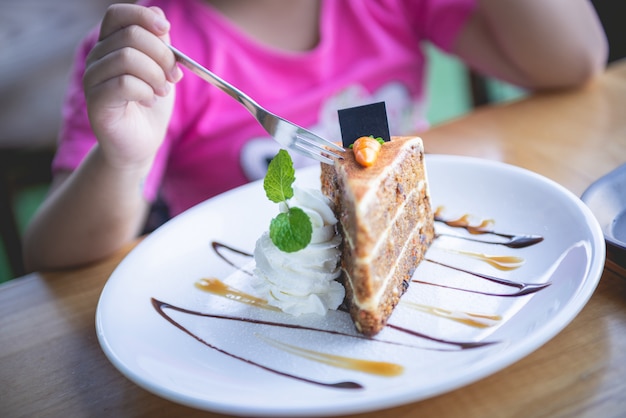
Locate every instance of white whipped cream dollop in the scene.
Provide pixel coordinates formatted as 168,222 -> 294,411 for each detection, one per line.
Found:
253,186 -> 344,316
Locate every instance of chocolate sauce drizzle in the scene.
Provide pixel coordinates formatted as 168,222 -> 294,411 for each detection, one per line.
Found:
387,324 -> 496,349
195,276 -> 495,352
150,209 -> 549,389
151,298 -> 363,390
421,258 -> 551,297
212,241 -> 254,275
434,208 -> 544,249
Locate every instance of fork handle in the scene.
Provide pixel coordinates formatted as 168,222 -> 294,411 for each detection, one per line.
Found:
167,44 -> 261,117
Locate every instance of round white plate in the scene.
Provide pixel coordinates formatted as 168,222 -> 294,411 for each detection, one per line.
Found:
96,155 -> 605,417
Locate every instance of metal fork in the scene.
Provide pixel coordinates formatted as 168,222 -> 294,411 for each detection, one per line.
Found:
167,45 -> 344,164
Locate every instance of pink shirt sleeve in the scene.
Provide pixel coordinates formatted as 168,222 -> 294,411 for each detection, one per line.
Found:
52,29 -> 97,175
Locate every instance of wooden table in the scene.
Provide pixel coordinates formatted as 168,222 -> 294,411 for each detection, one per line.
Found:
2,61 -> 626,418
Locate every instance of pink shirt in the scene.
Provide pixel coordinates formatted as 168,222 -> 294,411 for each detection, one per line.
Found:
54,0 -> 475,216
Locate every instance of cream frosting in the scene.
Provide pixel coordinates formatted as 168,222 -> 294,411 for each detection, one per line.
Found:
253,186 -> 344,315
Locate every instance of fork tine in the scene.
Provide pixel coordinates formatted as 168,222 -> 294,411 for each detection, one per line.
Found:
295,133 -> 344,160
292,138 -> 342,161
296,129 -> 345,152
292,143 -> 335,165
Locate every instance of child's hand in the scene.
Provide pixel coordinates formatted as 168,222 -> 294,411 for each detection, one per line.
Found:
83,4 -> 183,171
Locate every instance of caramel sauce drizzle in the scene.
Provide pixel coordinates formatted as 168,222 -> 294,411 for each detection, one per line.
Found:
448,249 -> 524,271
195,278 -> 279,311
434,207 -> 495,234
195,278 -> 502,328
256,334 -> 404,377
434,206 -> 544,248
194,275 -> 488,351
401,301 -> 502,328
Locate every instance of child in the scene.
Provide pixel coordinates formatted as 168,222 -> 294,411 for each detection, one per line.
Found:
23,0 -> 607,271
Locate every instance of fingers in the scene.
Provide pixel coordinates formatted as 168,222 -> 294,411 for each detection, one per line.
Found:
85,24 -> 176,96
84,4 -> 182,105
88,74 -> 160,114
99,4 -> 169,41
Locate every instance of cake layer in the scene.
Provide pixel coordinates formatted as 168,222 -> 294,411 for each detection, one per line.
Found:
343,217 -> 434,335
341,187 -> 433,308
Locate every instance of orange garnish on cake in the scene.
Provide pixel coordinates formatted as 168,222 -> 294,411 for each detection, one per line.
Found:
352,136 -> 383,167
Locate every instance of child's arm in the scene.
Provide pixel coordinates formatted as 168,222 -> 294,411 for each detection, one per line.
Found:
453,0 -> 608,89
23,4 -> 182,271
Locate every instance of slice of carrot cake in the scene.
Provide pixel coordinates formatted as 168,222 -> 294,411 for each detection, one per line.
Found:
320,136 -> 434,336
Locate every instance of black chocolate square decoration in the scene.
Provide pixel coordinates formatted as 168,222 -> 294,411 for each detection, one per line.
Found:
338,102 -> 390,148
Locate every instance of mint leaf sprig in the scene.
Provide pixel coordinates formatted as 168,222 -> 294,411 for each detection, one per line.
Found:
263,150 -> 312,253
